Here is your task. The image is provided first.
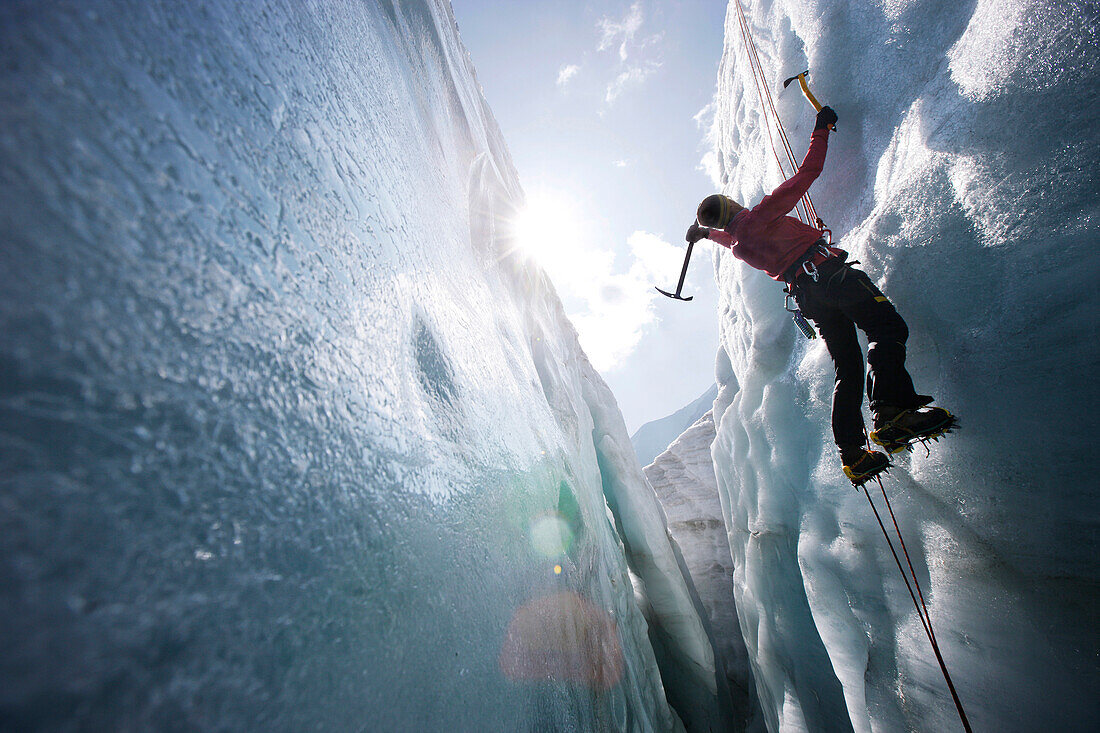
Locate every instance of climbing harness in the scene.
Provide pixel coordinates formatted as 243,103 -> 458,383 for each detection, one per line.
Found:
781,240 -> 835,284
784,293 -> 816,339
781,240 -> 836,340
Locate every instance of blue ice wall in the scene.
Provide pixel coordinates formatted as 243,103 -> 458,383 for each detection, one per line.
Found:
0,1 -> 721,729
707,0 -> 1100,731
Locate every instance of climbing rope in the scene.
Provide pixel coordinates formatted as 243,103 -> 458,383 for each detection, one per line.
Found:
731,0 -> 821,228
863,474 -> 974,733
733,0 -> 973,728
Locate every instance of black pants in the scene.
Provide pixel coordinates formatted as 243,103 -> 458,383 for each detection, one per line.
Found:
792,257 -> 920,451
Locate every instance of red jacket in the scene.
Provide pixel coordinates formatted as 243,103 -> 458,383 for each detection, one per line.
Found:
707,128 -> 840,280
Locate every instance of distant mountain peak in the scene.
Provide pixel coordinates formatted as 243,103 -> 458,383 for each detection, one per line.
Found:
631,383 -> 718,467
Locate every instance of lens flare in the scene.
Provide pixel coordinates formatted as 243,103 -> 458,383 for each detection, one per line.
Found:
529,512 -> 573,558
499,591 -> 624,690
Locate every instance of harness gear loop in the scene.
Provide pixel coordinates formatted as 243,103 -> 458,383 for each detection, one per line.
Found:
783,286 -> 817,339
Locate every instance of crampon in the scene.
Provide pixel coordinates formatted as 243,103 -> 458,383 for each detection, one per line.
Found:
870,407 -> 958,455
842,449 -> 891,486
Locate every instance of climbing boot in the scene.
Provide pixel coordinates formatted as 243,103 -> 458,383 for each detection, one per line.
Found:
841,447 -> 890,485
870,406 -> 956,453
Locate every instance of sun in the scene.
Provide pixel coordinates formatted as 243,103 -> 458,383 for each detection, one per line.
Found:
510,191 -> 584,278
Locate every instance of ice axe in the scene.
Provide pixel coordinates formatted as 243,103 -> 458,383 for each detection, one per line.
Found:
655,240 -> 695,302
782,70 -> 835,131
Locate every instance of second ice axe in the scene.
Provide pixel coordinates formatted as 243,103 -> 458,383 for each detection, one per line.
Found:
782,70 -> 835,131
656,241 -> 695,302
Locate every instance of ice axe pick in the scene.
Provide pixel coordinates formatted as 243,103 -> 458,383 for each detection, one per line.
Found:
782,70 -> 835,131
655,240 -> 695,302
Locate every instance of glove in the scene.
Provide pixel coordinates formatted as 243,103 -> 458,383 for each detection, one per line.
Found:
686,222 -> 709,244
815,105 -> 838,131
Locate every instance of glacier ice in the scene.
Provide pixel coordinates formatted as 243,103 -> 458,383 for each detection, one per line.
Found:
704,0 -> 1100,731
644,411 -> 765,732
0,1 -> 733,730
5,0 -> 1098,729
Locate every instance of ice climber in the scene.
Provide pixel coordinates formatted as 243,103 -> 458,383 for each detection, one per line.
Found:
686,105 -> 955,484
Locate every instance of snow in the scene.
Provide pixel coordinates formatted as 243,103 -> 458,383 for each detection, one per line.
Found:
705,0 -> 1100,731
0,1 -> 730,729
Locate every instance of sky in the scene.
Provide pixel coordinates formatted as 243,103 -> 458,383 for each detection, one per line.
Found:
450,0 -> 729,433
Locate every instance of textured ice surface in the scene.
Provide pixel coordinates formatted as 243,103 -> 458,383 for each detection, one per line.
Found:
0,1 -> 725,729
706,0 -> 1100,731
645,412 -> 764,731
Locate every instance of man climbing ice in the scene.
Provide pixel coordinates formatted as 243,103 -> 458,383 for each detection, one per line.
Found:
686,105 -> 955,484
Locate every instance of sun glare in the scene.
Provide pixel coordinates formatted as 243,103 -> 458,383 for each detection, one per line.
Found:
509,189 -> 682,373
511,192 -> 584,278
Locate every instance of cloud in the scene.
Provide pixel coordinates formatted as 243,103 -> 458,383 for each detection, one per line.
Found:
693,101 -> 715,130
699,150 -> 723,188
598,3 -> 644,61
605,65 -> 658,103
628,230 -> 685,278
613,159 -> 629,168
566,231 -> 686,372
596,2 -> 662,105
694,100 -> 723,186
514,193 -> 689,371
557,64 -> 580,87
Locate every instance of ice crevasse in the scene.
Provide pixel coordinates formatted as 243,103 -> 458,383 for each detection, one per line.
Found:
0,1 -> 735,730
2,0 -> 1098,730
702,0 -> 1100,731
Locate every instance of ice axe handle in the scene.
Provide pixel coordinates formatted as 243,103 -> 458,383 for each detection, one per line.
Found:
656,240 -> 695,302
783,72 -> 835,131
